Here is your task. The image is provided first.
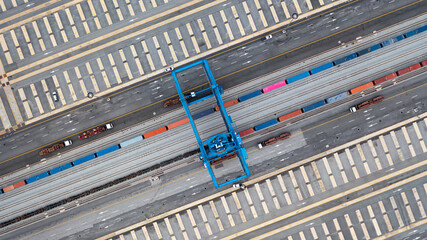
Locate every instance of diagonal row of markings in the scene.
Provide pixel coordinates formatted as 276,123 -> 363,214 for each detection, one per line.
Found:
101,118 -> 427,240
0,0 -> 337,131
0,0 -> 28,13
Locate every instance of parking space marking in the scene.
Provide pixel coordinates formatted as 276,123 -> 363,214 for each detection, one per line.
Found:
152,222 -> 163,239
269,5 -> 280,23
390,131 -> 405,161
266,179 -> 280,209
401,126 -> 416,157
401,192 -> 416,223
220,10 -> 234,41
164,217 -> 175,237
258,9 -> 269,28
30,83 -> 37,97
17,88 -> 26,101
221,196 -> 236,226
310,162 -> 326,192
355,209 -> 370,239
141,226 -> 150,240
299,166 -> 315,196
368,140 -> 382,170
10,30 -> 24,60
310,227 -> 318,240
322,157 -> 337,188
280,1 -> 291,19
68,84 -> 77,101
187,209 -> 202,239
33,96 -> 44,114
412,188 -> 426,218
367,205 -> 382,236
255,182 -> 271,214
139,0 -> 147,12
344,214 -> 358,240
56,88 -> 66,105
292,0 -> 302,14
209,200 -> 224,231
333,153 -> 348,183
0,1 -> 6,11
389,196 -> 404,228
20,25 -> 35,55
130,230 -> 137,240
151,0 -> 158,8
127,0 -> 135,16
120,49 -> 134,80
231,6 -> 246,36
333,218 -> 345,240
175,213 -> 189,240
0,34 -> 13,64
198,205 -> 213,235
356,144 -> 371,175
108,53 -> 122,84
378,135 -> 394,166
378,200 -> 393,232
46,92 -> 55,110
232,192 -> 247,222
321,222 -> 330,239
306,0 -> 313,10
197,19 -> 212,50
277,174 -> 292,205
0,96 -> 12,129
243,188 -> 258,219
413,122 -> 427,152
209,14 -> 223,45
242,2 -> 257,31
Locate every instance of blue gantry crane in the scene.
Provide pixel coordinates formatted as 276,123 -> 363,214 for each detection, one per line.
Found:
171,59 -> 250,188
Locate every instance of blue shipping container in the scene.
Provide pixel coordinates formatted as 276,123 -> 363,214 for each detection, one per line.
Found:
405,29 -> 418,38
395,35 -> 405,41
303,100 -> 326,112
254,119 -> 278,131
61,162 -> 73,171
238,90 -> 262,102
37,172 -> 50,180
310,62 -> 334,75
286,71 -> 310,84
345,53 -> 357,61
418,25 -> 427,33
368,43 -> 381,52
96,145 -> 120,157
26,175 -> 38,184
73,154 -> 96,166
333,56 -> 347,65
326,92 -> 349,104
49,167 -> 62,175
120,135 -> 143,148
193,108 -> 215,120
356,48 -> 369,57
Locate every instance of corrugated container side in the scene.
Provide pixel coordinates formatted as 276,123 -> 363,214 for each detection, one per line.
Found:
49,167 -> 62,175
239,128 -> 255,137
286,71 -> 310,84
405,29 -> 418,38
333,56 -> 347,65
120,135 -> 144,147
310,62 -> 334,75
238,90 -> 262,102
254,119 -> 278,131
25,176 -> 38,184
302,100 -> 326,112
193,108 -> 215,120
397,67 -> 411,76
3,185 -> 14,193
345,53 -> 357,61
73,154 -> 96,166
278,109 -> 303,122
96,145 -> 120,157
167,118 -> 190,130
368,44 -> 382,52
326,92 -> 349,103
385,72 -> 398,80
421,60 -> 427,66
144,126 -> 168,139
356,48 -> 369,56
262,80 -> 286,93
13,180 -> 26,189
374,72 -> 398,85
381,39 -> 393,47
38,172 -> 50,180
395,35 -> 405,41
409,63 -> 421,71
349,82 -> 374,94
61,162 -> 73,171
214,99 -> 239,111
418,25 -> 427,33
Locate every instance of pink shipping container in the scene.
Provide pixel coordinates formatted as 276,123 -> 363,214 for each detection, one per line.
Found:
13,180 -> 26,189
3,185 -> 14,193
262,80 -> 286,93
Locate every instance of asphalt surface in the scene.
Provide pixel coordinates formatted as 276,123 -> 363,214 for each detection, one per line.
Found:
5,65 -> 426,239
0,0 -> 425,176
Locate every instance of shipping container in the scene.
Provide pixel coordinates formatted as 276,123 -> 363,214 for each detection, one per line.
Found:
368,44 -> 382,52
49,166 -> 62,175
3,185 -> 14,193
193,108 -> 215,120
409,63 -> 422,71
96,145 -> 120,157
13,180 -> 26,189
239,128 -> 255,137
333,56 -> 347,65
37,172 -> 50,180
381,39 -> 393,47
238,90 -> 262,102
214,99 -> 239,111
418,25 -> 427,33
167,118 -> 189,130
262,80 -> 286,93
395,35 -> 405,41
345,53 -> 357,61
349,82 -> 374,94
398,67 -> 411,76
73,154 -> 95,166
61,162 -> 73,171
25,175 -> 39,184
144,126 -> 167,139
373,72 -> 397,85
302,100 -> 326,112
286,71 -> 310,84
405,29 -> 418,38
254,119 -> 278,131
356,48 -> 369,57
326,91 -> 349,103
310,62 -> 334,75
278,109 -> 303,122
120,135 -> 144,147
422,60 -> 427,67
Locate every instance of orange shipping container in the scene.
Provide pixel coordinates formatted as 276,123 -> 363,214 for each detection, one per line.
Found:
397,67 -> 411,76
13,180 -> 26,189
422,60 -> 427,66
215,99 -> 239,111
3,184 -> 14,193
167,118 -> 189,130
239,128 -> 255,137
144,126 -> 167,139
349,82 -> 374,94
278,109 -> 303,122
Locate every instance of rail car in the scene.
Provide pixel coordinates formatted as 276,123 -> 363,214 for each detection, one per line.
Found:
2,25 -> 426,195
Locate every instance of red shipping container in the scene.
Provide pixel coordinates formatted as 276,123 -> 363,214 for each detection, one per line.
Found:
398,67 -> 411,76
422,60 -> 427,67
214,99 -> 239,111
3,185 -> 14,193
13,180 -> 26,189
409,63 -> 421,71
239,128 -> 255,137
374,72 -> 398,85
349,82 -> 374,94
144,126 -> 167,139
278,109 -> 303,122
167,118 -> 189,130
